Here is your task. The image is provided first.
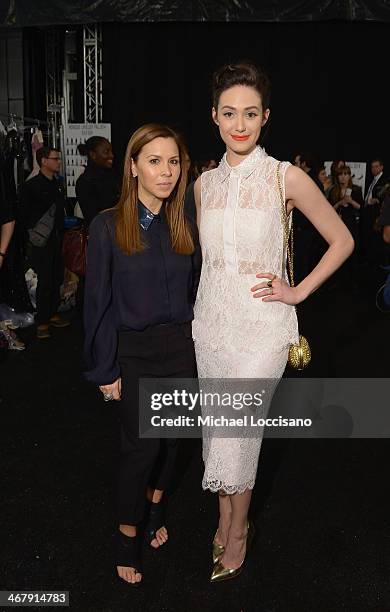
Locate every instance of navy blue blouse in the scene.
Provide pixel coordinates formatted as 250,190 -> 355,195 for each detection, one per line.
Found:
83,202 -> 201,385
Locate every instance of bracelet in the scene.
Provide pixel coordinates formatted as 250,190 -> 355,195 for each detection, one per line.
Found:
0,251 -> 6,258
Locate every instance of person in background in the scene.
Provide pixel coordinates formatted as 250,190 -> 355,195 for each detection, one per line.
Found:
299,152 -> 319,178
205,159 -> 218,171
328,164 -> 362,289
318,160 -> 346,211
375,185 -> 390,309
316,164 -> 333,196
0,207 -> 15,271
330,160 -> 346,186
360,158 -> 388,269
293,152 -> 325,195
377,184 -> 390,244
75,136 -> 121,227
292,151 -> 302,167
328,164 -> 363,240
19,147 -> 69,339
364,158 -> 386,207
0,193 -> 25,350
192,158 -> 218,179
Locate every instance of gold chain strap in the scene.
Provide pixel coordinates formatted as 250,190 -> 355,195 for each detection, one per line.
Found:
276,161 -> 294,287
276,162 -> 312,370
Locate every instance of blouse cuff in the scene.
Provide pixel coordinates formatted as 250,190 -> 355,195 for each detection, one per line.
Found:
84,361 -> 121,387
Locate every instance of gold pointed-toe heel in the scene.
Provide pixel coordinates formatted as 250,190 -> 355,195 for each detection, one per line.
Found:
210,520 -> 255,583
211,558 -> 243,582
212,538 -> 225,564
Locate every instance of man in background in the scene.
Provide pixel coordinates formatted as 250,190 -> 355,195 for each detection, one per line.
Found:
364,158 -> 386,207
360,157 -> 388,269
20,147 -> 70,339
377,188 -> 390,244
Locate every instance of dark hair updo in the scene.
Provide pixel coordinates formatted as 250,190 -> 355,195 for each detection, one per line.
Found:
77,135 -> 108,157
212,61 -> 271,110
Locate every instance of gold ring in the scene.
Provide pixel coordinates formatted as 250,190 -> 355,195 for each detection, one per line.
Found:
269,287 -> 273,295
267,280 -> 273,288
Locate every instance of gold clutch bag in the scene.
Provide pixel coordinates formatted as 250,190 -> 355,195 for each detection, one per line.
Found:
277,162 -> 311,370
288,335 -> 311,370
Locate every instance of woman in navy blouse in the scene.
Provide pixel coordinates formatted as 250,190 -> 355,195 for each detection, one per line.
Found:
84,124 -> 201,586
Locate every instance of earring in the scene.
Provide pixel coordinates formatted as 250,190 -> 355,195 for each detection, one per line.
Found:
132,173 -> 137,178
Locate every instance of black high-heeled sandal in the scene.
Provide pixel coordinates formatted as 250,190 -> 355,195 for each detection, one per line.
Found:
145,499 -> 167,549
115,530 -> 143,587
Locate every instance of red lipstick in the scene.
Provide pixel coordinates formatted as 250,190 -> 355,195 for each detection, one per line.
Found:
232,135 -> 250,141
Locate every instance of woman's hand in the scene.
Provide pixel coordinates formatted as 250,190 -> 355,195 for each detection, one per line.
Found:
368,196 -> 379,206
250,272 -> 303,305
343,195 -> 353,205
342,194 -> 361,210
350,198 -> 361,210
334,199 -> 346,211
99,377 -> 121,401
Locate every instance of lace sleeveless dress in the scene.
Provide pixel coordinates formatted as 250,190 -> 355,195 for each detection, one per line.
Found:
193,146 -> 299,493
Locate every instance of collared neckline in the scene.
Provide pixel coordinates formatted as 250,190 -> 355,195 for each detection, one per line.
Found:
85,161 -> 115,176
216,145 -> 267,182
138,200 -> 163,231
39,170 -> 56,182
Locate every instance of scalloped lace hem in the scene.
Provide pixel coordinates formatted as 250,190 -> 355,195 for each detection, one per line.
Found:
202,478 -> 255,495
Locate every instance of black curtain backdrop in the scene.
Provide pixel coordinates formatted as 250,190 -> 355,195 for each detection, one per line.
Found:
22,25 -> 85,126
103,21 -> 390,173
22,28 -> 47,122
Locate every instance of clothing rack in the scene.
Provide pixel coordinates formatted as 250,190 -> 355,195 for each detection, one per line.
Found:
0,113 -> 60,150
0,112 -> 49,127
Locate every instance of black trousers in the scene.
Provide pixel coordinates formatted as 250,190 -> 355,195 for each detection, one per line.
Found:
29,233 -> 64,324
117,322 -> 197,525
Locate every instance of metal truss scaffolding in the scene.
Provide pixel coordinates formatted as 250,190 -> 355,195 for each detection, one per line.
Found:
83,24 -> 103,123
45,28 -> 62,147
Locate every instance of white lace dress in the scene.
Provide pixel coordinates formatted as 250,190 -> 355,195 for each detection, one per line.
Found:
193,146 -> 299,494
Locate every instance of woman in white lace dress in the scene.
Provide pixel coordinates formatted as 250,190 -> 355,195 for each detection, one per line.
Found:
192,62 -> 353,582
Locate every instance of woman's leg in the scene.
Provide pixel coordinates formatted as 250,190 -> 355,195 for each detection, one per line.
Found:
117,524 -> 141,584
145,323 -> 197,548
117,435 -> 161,583
116,331 -> 165,583
145,437 -> 180,549
146,487 -> 163,504
220,489 -> 252,569
214,491 -> 232,547
145,486 -> 168,548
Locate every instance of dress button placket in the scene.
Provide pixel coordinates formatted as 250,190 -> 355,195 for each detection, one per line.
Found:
223,172 -> 240,273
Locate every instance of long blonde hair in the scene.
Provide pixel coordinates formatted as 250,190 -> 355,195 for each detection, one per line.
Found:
115,123 -> 194,255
